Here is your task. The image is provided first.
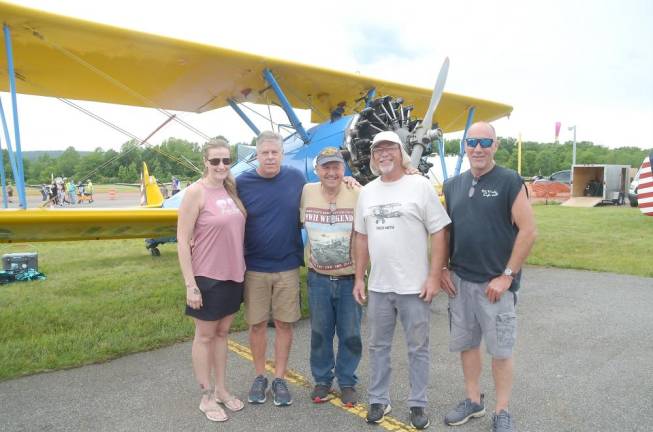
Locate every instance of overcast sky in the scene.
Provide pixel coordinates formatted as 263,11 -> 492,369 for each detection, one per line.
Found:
2,0 -> 652,152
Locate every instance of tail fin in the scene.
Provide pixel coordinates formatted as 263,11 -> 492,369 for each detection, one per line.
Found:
140,162 -> 164,207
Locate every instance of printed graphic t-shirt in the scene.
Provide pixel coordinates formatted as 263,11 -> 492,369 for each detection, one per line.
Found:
300,183 -> 359,276
355,174 -> 451,295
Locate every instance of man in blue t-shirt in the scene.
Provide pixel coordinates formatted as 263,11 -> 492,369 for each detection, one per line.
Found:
237,131 -> 305,407
441,122 -> 537,432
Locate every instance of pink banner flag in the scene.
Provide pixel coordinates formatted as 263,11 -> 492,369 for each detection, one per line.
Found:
555,121 -> 561,142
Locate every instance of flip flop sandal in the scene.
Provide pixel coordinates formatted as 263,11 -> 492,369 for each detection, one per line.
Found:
216,395 -> 245,412
199,402 -> 228,422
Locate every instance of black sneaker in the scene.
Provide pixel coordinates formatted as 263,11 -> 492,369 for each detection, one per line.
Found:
340,387 -> 358,407
366,403 -> 391,423
247,375 -> 268,404
271,378 -> 293,406
410,407 -> 430,429
310,384 -> 331,403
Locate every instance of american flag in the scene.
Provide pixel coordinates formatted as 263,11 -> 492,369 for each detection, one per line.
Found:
638,153 -> 653,216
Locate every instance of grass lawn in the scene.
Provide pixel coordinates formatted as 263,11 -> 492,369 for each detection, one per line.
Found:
0,205 -> 650,380
530,205 -> 652,277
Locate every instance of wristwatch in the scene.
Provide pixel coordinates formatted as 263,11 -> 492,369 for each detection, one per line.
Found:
503,267 -> 514,278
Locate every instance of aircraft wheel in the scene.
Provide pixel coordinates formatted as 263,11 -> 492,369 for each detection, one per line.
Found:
151,247 -> 161,256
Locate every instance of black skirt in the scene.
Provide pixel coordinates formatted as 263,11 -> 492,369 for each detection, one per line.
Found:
185,276 -> 244,321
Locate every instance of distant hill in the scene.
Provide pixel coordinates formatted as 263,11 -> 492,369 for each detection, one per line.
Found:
20,151 -> 91,160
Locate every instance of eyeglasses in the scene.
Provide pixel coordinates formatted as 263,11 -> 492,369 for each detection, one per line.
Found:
468,177 -> 479,198
372,145 -> 399,156
207,157 -> 232,166
465,138 -> 494,149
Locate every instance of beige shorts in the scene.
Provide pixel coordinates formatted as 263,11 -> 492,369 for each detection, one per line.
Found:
244,268 -> 301,325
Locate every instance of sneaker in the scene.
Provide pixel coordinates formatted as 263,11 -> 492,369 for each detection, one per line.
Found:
310,384 -> 331,403
247,375 -> 268,404
444,394 -> 486,426
271,378 -> 293,406
409,406 -> 430,430
366,403 -> 391,423
492,410 -> 515,432
340,387 -> 358,407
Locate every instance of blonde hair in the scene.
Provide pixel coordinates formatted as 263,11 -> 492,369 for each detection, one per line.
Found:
369,142 -> 413,176
203,138 -> 247,216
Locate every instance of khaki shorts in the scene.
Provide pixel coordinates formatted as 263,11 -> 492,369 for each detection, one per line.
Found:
244,268 -> 301,325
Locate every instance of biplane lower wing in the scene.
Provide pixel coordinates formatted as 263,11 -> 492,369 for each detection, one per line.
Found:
0,208 -> 177,243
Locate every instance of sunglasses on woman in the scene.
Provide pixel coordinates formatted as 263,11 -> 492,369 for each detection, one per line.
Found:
207,157 -> 232,166
465,138 -> 494,148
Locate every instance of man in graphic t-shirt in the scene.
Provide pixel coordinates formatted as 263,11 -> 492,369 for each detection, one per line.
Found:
353,131 -> 451,429
300,147 -> 361,407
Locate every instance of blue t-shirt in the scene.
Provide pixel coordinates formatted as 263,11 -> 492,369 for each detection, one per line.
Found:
237,166 -> 306,272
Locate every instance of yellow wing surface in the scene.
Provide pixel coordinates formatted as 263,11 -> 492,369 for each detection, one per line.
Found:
0,208 -> 177,243
0,1 -> 511,130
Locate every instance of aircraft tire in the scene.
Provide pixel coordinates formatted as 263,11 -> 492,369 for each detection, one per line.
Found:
151,247 -> 161,257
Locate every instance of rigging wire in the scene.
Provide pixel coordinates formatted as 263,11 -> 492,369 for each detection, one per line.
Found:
25,24 -> 212,142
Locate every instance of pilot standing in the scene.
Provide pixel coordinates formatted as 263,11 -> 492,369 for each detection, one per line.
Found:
353,131 -> 450,429
300,147 -> 362,407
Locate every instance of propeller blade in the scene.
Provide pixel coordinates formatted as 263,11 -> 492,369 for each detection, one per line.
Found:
411,57 -> 450,166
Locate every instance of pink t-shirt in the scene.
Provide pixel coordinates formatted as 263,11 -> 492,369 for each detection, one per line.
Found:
191,184 -> 246,282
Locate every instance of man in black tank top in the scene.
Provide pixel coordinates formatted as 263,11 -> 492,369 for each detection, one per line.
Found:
441,122 -> 537,432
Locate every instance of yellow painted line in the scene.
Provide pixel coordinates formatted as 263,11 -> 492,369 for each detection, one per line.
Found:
227,340 -> 416,431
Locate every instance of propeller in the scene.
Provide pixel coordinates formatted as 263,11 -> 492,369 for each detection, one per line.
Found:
410,57 -> 449,167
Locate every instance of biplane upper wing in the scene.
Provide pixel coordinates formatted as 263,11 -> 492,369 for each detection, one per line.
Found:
0,1 -> 511,130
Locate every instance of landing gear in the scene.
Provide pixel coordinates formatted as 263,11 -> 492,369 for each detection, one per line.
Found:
150,247 -> 160,256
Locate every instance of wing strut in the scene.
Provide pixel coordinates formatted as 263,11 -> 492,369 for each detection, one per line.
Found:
263,69 -> 310,143
2,24 -> 27,208
227,99 -> 261,136
454,106 -> 476,177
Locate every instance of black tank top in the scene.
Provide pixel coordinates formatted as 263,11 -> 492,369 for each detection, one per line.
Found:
443,165 -> 523,291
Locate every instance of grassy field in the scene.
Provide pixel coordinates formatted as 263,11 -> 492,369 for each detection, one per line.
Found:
0,205 -> 650,380
530,205 -> 652,277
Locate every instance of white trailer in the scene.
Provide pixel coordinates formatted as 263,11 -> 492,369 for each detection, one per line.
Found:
563,164 -> 630,207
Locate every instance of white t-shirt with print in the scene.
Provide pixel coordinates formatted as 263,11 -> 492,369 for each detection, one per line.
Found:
355,174 -> 450,295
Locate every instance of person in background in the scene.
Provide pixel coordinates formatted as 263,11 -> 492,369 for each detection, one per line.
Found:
177,138 -> 247,423
86,179 -> 94,203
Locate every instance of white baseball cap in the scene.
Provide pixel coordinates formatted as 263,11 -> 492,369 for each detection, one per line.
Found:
371,131 -> 402,150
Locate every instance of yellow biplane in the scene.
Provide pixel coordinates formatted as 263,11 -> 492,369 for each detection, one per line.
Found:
0,1 -> 512,244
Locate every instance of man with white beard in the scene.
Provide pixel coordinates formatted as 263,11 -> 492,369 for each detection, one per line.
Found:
353,131 -> 451,429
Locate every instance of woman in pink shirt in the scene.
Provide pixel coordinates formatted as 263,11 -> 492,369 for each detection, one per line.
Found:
177,138 -> 247,422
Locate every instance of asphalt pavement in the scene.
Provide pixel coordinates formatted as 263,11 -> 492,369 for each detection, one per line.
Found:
1,267 -> 652,432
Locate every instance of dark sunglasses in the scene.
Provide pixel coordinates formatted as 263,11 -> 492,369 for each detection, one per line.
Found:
207,157 -> 232,166
468,177 -> 479,198
465,138 -> 494,148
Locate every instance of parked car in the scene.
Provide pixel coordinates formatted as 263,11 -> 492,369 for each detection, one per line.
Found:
534,170 -> 571,184
629,168 -> 640,207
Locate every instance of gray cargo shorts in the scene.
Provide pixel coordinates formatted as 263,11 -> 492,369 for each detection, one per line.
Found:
448,272 -> 517,359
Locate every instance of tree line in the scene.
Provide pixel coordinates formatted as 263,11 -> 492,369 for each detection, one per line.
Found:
2,137 -> 650,184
